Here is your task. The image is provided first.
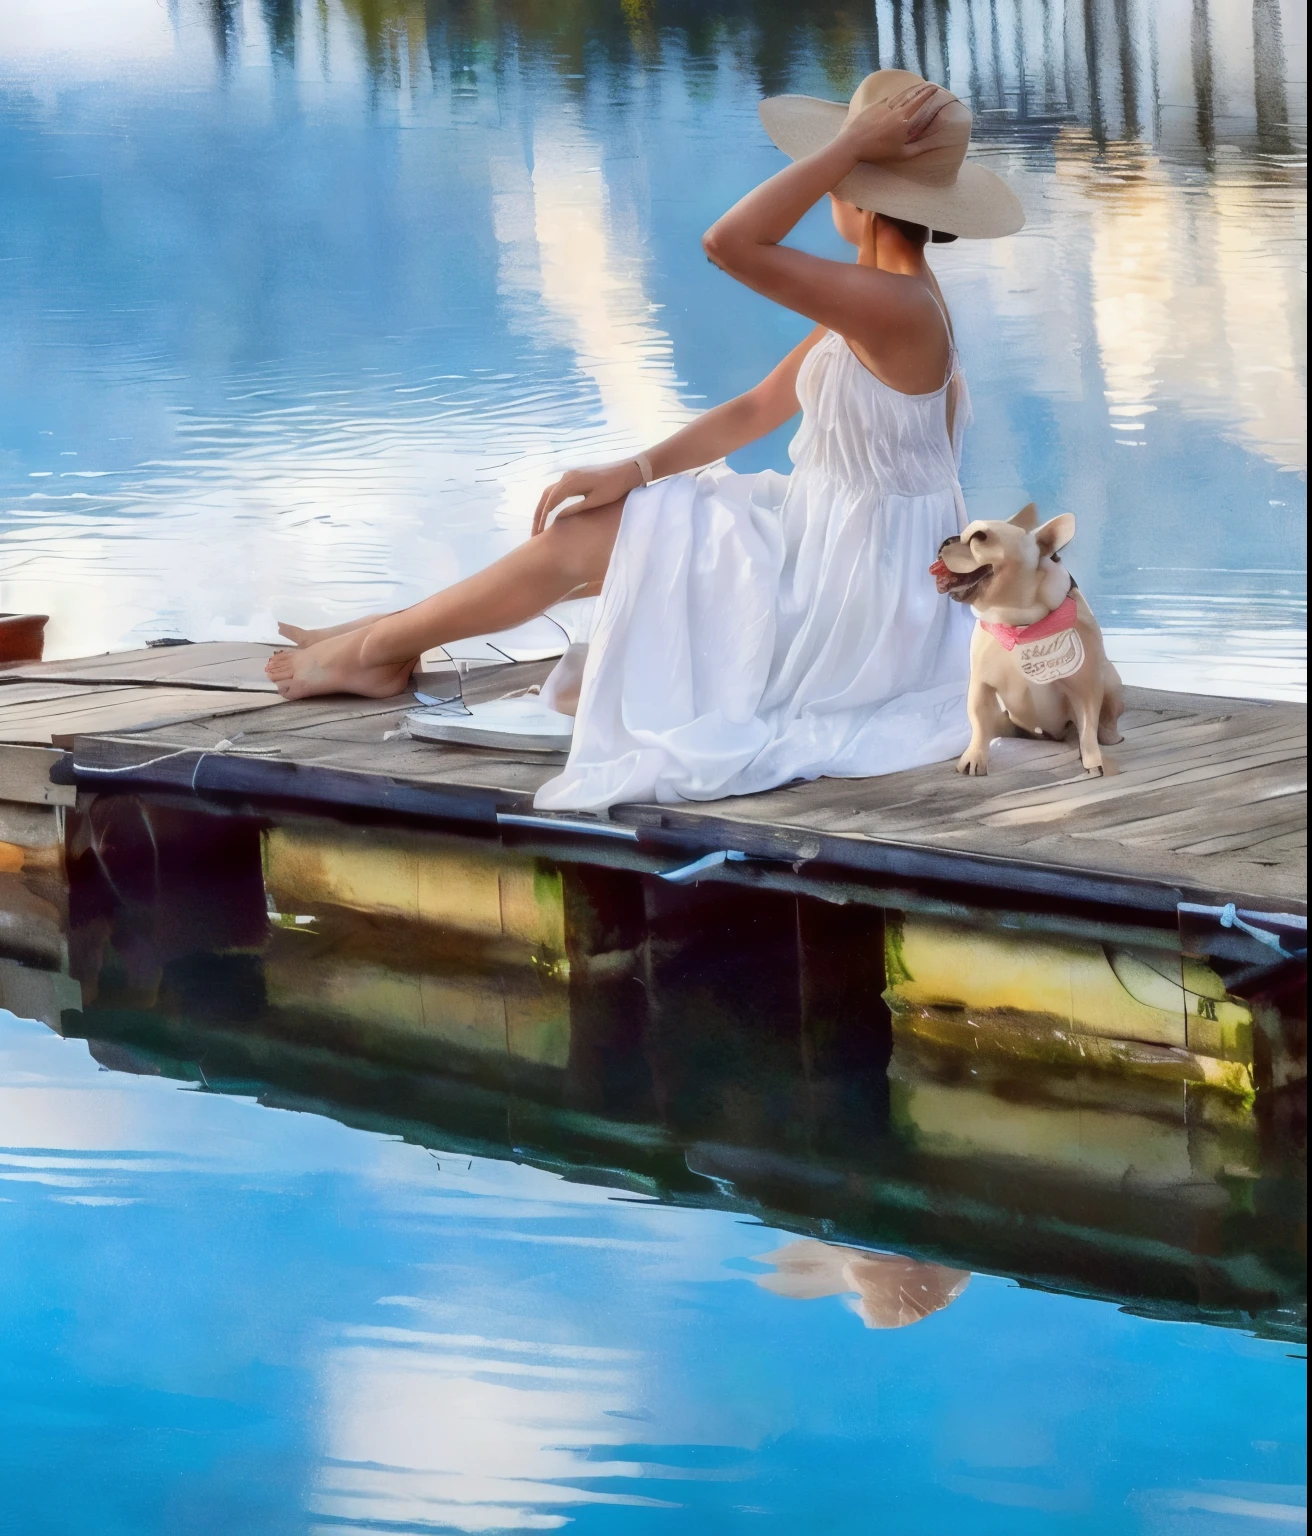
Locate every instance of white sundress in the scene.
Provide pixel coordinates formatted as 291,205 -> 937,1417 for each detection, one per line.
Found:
534,325 -> 976,812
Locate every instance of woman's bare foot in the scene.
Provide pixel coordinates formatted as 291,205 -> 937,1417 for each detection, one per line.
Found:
264,629 -> 417,700
276,612 -> 385,648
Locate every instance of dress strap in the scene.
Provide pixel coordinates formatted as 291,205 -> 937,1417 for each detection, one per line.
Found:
926,288 -> 956,387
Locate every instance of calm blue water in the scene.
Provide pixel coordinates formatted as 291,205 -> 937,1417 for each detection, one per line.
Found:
0,0 -> 1305,697
0,7 -> 1307,1527
1,1005 -> 1305,1536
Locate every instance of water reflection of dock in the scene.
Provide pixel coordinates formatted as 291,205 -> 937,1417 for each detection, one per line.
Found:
0,779 -> 1303,1339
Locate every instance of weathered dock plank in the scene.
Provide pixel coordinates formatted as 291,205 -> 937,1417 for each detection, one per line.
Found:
0,683 -> 284,746
0,640 -> 279,692
612,692 -> 1305,909
2,644 -> 1301,915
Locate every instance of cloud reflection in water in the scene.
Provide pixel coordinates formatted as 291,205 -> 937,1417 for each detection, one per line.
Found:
315,1322 -> 663,1533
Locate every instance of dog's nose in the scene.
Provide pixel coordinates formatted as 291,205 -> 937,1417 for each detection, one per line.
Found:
937,535 -> 961,554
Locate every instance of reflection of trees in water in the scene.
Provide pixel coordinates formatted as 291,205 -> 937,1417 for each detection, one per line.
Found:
1251,0 -> 1291,153
1190,0 -> 1215,152
263,0 -> 298,65
324,0 -> 883,98
336,0 -> 428,88
1081,0 -> 1105,143
330,0 -> 919,100
242,0 -> 1301,160
206,0 -> 240,74
1111,0 -> 1138,135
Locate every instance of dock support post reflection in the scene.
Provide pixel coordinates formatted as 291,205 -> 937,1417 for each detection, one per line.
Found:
636,879 -> 892,1155
797,897 -> 892,1154
67,796 -> 267,1012
558,865 -> 652,1120
640,879 -> 803,1148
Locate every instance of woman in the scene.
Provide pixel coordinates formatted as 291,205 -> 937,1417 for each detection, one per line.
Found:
267,70 -> 1023,811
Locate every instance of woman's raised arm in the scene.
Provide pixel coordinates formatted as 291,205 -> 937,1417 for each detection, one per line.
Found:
531,327 -> 824,535
702,83 -> 952,347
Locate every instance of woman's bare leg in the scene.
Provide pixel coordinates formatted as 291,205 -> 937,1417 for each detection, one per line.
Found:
277,613 -> 389,648
264,503 -> 623,701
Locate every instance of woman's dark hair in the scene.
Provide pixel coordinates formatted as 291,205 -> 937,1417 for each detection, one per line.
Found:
879,213 -> 959,246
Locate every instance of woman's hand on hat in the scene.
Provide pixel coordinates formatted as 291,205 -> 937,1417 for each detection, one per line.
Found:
532,459 -> 644,535
838,82 -> 955,164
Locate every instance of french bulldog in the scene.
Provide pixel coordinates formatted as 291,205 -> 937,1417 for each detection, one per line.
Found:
931,504 -> 1124,776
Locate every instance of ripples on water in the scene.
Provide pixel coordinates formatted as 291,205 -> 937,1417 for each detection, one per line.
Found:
0,0 -> 1305,695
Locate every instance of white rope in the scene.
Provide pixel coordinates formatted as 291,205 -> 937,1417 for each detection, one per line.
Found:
1219,902 -> 1303,956
73,735 -> 283,789
658,849 -> 749,884
1178,901 -> 1306,957
75,745 -> 199,777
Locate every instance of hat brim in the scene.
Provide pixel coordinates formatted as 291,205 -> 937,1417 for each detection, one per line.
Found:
758,96 -> 1024,239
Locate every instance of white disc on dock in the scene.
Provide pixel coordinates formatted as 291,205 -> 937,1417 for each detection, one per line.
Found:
406,697 -> 574,753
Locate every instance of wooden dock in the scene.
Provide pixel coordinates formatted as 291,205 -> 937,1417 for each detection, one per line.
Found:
1,641 -> 1305,918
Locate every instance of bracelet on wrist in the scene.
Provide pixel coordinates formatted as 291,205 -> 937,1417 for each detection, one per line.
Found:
634,452 -> 654,486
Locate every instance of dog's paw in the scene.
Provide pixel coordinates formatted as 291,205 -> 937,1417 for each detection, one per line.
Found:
956,748 -> 990,776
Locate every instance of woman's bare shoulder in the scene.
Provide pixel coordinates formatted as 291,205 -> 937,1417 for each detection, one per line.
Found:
843,278 -> 953,394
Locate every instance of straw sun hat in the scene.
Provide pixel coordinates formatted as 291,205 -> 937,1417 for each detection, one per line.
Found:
759,69 -> 1024,240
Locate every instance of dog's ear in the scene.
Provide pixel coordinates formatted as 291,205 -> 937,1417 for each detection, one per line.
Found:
1035,513 -> 1075,556
1009,502 -> 1040,530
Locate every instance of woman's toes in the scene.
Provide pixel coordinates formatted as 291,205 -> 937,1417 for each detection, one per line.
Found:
265,651 -> 294,680
277,622 -> 309,646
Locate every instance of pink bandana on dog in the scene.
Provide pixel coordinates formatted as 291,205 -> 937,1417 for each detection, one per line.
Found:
980,590 -> 1085,683
979,590 -> 1078,651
